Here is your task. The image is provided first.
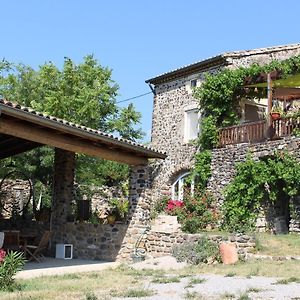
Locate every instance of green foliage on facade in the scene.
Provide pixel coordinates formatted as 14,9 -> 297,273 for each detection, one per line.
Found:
192,150 -> 212,190
222,152 -> 300,232
193,54 -> 300,149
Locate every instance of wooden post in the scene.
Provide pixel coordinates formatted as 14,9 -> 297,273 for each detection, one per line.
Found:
267,73 -> 273,139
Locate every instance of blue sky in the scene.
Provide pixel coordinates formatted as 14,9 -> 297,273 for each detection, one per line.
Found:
2,0 -> 300,141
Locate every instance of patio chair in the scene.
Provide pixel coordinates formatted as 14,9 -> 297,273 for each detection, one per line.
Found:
3,230 -> 21,251
24,231 -> 52,262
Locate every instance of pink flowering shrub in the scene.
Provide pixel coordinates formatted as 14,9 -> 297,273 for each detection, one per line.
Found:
0,248 -> 6,263
166,200 -> 184,212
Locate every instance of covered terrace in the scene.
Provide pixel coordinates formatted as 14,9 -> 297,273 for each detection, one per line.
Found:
0,99 -> 166,262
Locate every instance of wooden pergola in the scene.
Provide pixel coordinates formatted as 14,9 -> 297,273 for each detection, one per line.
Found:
219,72 -> 300,147
244,71 -> 300,134
0,99 -> 166,164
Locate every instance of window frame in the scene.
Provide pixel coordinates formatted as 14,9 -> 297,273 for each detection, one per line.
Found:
171,172 -> 194,201
184,108 -> 200,143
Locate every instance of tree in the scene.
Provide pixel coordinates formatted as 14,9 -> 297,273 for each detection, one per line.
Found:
0,55 -> 143,189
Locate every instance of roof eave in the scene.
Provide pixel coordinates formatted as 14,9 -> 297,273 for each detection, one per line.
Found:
146,55 -> 227,85
0,103 -> 167,160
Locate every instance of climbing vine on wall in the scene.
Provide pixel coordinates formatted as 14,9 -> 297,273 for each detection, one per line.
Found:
222,152 -> 300,232
191,149 -> 212,190
193,54 -> 300,149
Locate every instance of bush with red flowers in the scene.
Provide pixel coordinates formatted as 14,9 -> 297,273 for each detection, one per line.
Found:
164,189 -> 219,233
0,248 -> 6,263
166,200 -> 184,212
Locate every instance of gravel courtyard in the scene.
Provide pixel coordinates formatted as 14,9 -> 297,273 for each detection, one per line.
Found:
121,256 -> 300,300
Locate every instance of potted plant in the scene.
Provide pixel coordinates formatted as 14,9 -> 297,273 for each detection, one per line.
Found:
270,105 -> 283,120
107,198 -> 129,224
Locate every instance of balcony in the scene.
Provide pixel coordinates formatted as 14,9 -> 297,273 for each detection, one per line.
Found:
219,117 -> 300,147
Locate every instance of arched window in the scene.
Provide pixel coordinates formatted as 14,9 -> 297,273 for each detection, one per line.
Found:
171,172 -> 194,201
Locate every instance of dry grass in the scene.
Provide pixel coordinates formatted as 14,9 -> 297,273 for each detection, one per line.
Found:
0,268 -> 145,300
255,233 -> 300,256
177,259 -> 300,278
1,260 -> 300,299
2,233 -> 300,299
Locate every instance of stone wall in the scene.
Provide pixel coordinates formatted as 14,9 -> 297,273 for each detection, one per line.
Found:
150,68 -> 218,202
207,137 -> 300,232
150,46 -> 300,202
0,179 -> 32,219
146,215 -> 256,258
53,222 -> 127,261
207,137 -> 300,204
89,185 -> 125,213
51,158 -> 152,262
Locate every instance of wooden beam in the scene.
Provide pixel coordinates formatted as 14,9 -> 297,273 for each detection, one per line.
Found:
0,118 -> 147,165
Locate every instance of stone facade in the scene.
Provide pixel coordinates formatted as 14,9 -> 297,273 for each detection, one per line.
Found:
51,154 -> 153,262
89,185 -> 125,213
206,136 -> 300,232
207,137 -> 300,205
149,45 -> 300,202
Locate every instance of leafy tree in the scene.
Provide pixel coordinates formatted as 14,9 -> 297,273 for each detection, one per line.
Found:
0,55 -> 143,190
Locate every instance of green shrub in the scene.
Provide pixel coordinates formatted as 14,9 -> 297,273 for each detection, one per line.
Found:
150,196 -> 169,219
172,236 -> 220,265
0,250 -> 26,291
222,152 -> 300,232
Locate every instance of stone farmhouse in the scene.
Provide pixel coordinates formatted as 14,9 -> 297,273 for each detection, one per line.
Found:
146,43 -> 300,233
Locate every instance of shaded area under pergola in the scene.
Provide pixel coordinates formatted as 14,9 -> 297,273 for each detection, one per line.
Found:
0,99 -> 166,262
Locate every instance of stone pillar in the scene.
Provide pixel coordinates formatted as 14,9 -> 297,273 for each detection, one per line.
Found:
117,165 -> 152,261
51,148 -> 75,230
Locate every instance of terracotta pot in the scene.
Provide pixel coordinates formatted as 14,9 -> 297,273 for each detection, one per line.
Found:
219,242 -> 238,265
271,112 -> 281,120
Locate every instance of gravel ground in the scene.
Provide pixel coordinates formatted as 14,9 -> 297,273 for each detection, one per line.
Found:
114,256 -> 300,300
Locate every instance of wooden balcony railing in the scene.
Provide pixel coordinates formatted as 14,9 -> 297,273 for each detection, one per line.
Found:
219,117 -> 300,147
219,120 -> 266,147
272,116 -> 300,138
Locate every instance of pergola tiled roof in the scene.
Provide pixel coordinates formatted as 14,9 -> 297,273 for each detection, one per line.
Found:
0,99 -> 166,165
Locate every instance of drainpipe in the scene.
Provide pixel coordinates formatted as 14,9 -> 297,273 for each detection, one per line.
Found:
148,83 -> 156,96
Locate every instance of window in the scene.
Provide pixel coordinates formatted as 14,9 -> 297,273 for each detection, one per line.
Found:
244,104 -> 266,122
172,172 -> 194,201
190,79 -> 197,88
184,108 -> 199,142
